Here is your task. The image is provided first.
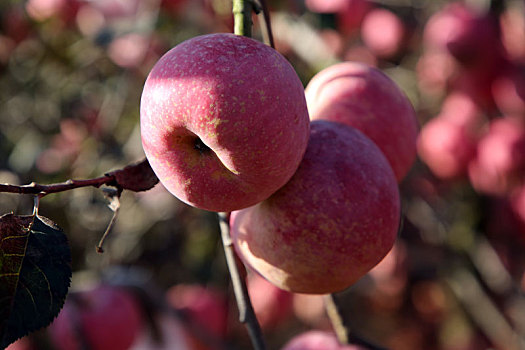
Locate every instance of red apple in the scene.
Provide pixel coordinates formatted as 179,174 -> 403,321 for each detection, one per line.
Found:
360,8 -> 406,59
140,33 -> 310,212
468,117 -> 525,195
417,114 -> 481,179
231,121 -> 400,294
499,6 -> 525,62
423,2 -> 501,66
304,61 -> 418,182
165,284 -> 228,340
247,272 -> 294,329
292,293 -> 329,328
337,0 -> 372,36
48,285 -> 143,350
281,330 -> 366,350
492,64 -> 525,116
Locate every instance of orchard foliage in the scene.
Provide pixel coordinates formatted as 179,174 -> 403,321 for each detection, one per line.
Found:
1,0 -> 525,350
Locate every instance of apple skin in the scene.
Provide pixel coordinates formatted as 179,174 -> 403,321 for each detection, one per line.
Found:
281,330 -> 366,350
304,62 -> 418,182
48,285 -> 143,350
231,121 -> 400,294
140,33 -> 310,212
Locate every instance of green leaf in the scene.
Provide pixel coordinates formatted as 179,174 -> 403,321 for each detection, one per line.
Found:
0,213 -> 72,349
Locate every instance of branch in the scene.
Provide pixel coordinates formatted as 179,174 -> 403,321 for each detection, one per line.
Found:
0,176 -> 116,196
218,212 -> 266,350
0,159 -> 158,197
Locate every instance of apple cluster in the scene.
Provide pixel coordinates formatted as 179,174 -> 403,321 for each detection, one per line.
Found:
140,33 -> 418,295
416,1 -> 525,237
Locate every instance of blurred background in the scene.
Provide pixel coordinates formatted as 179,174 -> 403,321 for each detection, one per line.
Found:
1,0 -> 525,349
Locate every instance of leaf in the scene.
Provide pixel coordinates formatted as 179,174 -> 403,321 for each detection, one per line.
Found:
0,214 -> 72,349
106,158 -> 159,192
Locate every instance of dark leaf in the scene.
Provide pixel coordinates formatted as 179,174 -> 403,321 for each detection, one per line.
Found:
107,158 -> 159,192
0,214 -> 72,349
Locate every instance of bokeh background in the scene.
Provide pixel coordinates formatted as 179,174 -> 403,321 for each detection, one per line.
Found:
1,0 -> 525,349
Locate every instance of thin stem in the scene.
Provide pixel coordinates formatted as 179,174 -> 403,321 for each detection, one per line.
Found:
218,212 -> 266,350
258,0 -> 275,48
325,294 -> 389,350
324,294 -> 348,344
233,0 -> 254,37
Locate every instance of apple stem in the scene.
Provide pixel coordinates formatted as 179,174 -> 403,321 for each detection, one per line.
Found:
233,0 -> 254,37
218,212 -> 266,350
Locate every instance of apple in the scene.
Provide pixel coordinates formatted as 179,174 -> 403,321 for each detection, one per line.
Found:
417,114 -> 482,180
491,64 -> 525,116
422,2 -> 501,67
247,271 -> 294,329
360,8 -> 406,59
231,121 -> 400,294
140,33 -> 310,212
48,285 -> 143,350
281,330 -> 366,350
499,5 -> 525,62
337,0 -> 372,37
292,293 -> 329,328
468,117 -> 525,195
304,61 -> 418,182
165,284 -> 228,341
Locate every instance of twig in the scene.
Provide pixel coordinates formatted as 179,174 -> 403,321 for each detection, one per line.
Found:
218,212 -> 266,350
257,0 -> 275,48
325,294 -> 389,350
0,158 -> 158,197
0,176 -> 117,196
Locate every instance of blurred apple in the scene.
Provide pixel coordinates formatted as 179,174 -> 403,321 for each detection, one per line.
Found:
423,2 -> 501,66
337,0 -> 372,36
281,330 -> 367,350
165,284 -> 228,342
416,50 -> 457,96
48,285 -> 143,350
499,5 -> 525,62
360,8 -> 406,59
468,117 -> 525,195
231,121 -> 400,294
247,272 -> 294,329
492,64 -> 525,116
108,33 -> 150,68
25,0 -> 79,23
292,293 -> 329,328
417,114 -> 481,180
